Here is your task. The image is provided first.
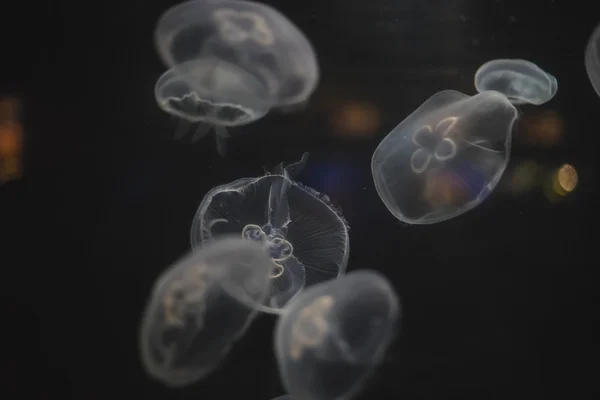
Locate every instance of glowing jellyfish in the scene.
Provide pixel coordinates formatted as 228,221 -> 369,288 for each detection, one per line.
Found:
372,90 -> 518,224
274,270 -> 400,400
474,59 -> 557,105
191,153 -> 349,313
139,237 -> 274,387
585,23 -> 600,98
154,0 -> 319,153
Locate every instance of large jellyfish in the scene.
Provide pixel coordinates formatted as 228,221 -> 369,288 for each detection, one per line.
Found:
139,237 -> 274,387
372,90 -> 518,224
585,23 -> 600,98
190,153 -> 349,313
274,270 -> 400,400
153,0 -> 319,152
474,59 -> 557,105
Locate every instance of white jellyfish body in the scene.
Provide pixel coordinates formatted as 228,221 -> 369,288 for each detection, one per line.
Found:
585,23 -> 600,99
274,270 -> 400,400
153,0 -> 319,154
190,153 -> 349,313
138,237 -> 273,387
372,90 -> 518,224
474,59 -> 557,105
154,66 -> 259,154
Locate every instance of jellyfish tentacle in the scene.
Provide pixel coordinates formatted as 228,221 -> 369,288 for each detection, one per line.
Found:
215,125 -> 230,137
173,119 -> 192,140
191,123 -> 212,142
464,139 -> 502,153
214,129 -> 229,157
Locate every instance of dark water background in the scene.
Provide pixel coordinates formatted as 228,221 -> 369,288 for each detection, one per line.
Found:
1,0 -> 597,398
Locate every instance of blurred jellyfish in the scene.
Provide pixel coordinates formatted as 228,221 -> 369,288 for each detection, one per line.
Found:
474,59 -> 557,105
275,270 -> 400,400
153,0 -> 320,153
191,153 -> 349,313
372,90 -> 518,224
585,23 -> 600,98
139,237 -> 274,387
154,66 -> 258,155
270,396 -> 292,400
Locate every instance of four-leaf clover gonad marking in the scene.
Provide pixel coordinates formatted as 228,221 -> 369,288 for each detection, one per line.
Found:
289,295 -> 334,360
410,116 -> 459,174
213,8 -> 275,46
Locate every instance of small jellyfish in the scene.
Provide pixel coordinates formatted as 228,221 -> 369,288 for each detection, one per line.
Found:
274,270 -> 400,400
155,66 -> 262,155
371,90 -> 518,224
474,59 -> 558,105
139,237 -> 274,387
191,153 -> 349,313
154,0 -> 319,149
585,23 -> 600,98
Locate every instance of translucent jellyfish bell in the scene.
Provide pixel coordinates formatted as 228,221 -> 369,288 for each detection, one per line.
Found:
274,270 -> 400,400
139,237 -> 273,387
191,153 -> 349,313
154,0 -> 319,117
155,66 -> 262,155
372,90 -> 518,224
474,59 -> 558,105
585,23 -> 600,98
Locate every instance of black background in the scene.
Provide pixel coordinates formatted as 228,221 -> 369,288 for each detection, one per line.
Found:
1,0 -> 597,398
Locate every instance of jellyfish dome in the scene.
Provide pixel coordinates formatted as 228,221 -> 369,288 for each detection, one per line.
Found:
585,23 -> 600,98
274,270 -> 400,400
138,237 -> 274,387
190,153 -> 349,313
372,90 -> 518,224
154,0 -> 319,119
474,59 -> 557,105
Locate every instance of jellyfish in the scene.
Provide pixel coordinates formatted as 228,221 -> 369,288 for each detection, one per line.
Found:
190,153 -> 349,313
371,90 -> 518,224
139,237 -> 274,387
274,270 -> 400,400
153,0 -> 320,152
585,23 -> 600,98
154,66 -> 260,155
474,59 -> 557,105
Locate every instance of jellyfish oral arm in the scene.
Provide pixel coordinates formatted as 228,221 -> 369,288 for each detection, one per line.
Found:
284,152 -> 309,179
192,123 -> 212,142
267,176 -> 292,233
